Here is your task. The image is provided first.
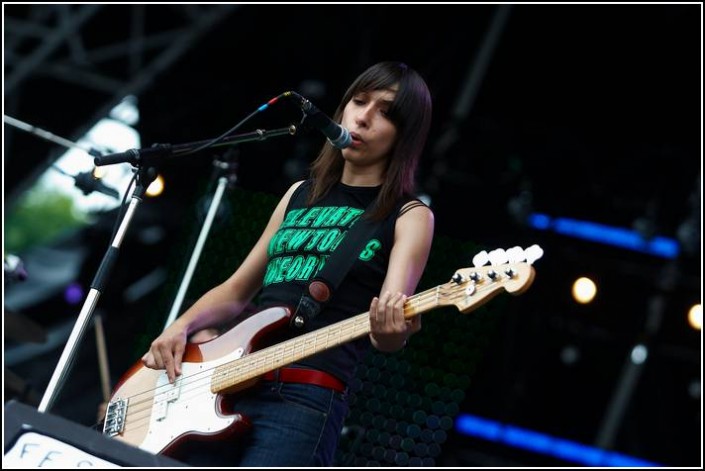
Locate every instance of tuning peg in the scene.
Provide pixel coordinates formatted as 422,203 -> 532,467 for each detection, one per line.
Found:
524,244 -> 544,265
505,246 -> 525,263
472,250 -> 489,267
488,248 -> 508,265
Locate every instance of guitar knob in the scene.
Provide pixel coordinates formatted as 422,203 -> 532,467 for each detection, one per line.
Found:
488,248 -> 508,265
525,244 -> 544,265
472,250 -> 489,267
506,246 -> 525,263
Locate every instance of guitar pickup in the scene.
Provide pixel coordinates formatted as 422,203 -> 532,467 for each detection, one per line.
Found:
153,375 -> 182,422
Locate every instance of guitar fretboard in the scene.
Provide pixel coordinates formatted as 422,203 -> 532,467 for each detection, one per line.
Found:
210,286 -> 441,393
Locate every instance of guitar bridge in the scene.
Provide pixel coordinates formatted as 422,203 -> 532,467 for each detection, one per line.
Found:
103,397 -> 128,437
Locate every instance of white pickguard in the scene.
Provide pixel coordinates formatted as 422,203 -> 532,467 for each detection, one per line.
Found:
138,348 -> 244,454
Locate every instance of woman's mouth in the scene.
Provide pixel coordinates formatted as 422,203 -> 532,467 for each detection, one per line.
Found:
350,132 -> 363,146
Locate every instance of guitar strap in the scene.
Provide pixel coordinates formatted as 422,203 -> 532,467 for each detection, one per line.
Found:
290,198 -> 381,330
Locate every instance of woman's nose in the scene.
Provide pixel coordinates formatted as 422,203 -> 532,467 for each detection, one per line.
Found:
355,106 -> 373,126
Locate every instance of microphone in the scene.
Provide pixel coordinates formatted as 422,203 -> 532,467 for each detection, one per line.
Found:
288,91 -> 352,149
94,144 -> 171,167
51,165 -> 120,199
73,171 -> 120,199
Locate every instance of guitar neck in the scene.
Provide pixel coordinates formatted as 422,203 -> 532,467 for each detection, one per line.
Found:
211,286 -> 442,393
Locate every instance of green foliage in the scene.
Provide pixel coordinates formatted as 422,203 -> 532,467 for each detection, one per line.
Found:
4,188 -> 88,255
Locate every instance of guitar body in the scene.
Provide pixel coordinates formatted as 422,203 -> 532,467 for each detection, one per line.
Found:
105,306 -> 292,456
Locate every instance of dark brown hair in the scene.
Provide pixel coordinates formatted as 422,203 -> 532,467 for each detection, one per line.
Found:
307,61 -> 432,220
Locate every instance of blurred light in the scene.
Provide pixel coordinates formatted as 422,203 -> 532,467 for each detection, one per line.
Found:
688,379 -> 700,399
64,282 -> 84,305
146,174 -> 164,197
36,98 -> 141,214
560,345 -> 580,365
572,277 -> 597,304
530,213 -> 551,230
507,190 -> 533,225
137,226 -> 166,245
455,413 -> 661,466
109,95 -> 140,126
527,213 -> 679,259
630,344 -> 648,364
4,254 -> 28,283
417,192 -> 432,207
92,166 -> 107,179
677,217 -> 700,256
687,304 -> 701,330
455,414 -> 501,440
298,79 -> 327,100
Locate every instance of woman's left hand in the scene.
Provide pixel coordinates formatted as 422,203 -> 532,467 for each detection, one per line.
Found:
369,291 -> 421,352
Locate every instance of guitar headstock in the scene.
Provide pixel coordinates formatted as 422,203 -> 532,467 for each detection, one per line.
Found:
440,245 -> 543,313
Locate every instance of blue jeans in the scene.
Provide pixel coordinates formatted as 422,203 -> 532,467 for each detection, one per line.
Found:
181,381 -> 349,467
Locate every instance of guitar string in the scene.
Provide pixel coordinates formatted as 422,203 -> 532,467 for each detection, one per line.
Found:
110,267 -> 527,438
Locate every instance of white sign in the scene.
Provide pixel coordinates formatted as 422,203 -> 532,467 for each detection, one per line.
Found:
4,432 -> 120,468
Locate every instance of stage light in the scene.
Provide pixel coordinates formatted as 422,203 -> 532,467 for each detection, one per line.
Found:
630,344 -> 648,365
146,174 -> 164,197
63,282 -> 84,305
572,277 -> 597,304
687,304 -> 701,330
528,213 -> 679,259
455,413 -> 661,466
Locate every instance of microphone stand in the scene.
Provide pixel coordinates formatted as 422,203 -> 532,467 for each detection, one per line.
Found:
3,114 -> 102,157
38,125 -> 296,413
38,165 -> 157,413
162,151 -> 238,330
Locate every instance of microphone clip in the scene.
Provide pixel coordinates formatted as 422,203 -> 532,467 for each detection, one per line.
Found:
285,90 -> 352,149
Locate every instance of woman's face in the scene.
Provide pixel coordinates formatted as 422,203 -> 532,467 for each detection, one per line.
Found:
340,87 -> 398,166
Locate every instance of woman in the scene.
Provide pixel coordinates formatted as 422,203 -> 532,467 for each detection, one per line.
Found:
142,61 -> 434,466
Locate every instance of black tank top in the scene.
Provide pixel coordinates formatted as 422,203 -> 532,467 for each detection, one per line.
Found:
258,180 -> 412,384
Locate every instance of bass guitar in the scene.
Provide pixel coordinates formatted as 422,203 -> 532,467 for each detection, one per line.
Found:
103,245 -> 543,455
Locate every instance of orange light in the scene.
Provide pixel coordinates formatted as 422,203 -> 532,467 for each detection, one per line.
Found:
146,174 -> 164,197
572,277 -> 597,304
687,304 -> 702,331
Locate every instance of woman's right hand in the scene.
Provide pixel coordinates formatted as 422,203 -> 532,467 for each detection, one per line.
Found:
141,323 -> 188,384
